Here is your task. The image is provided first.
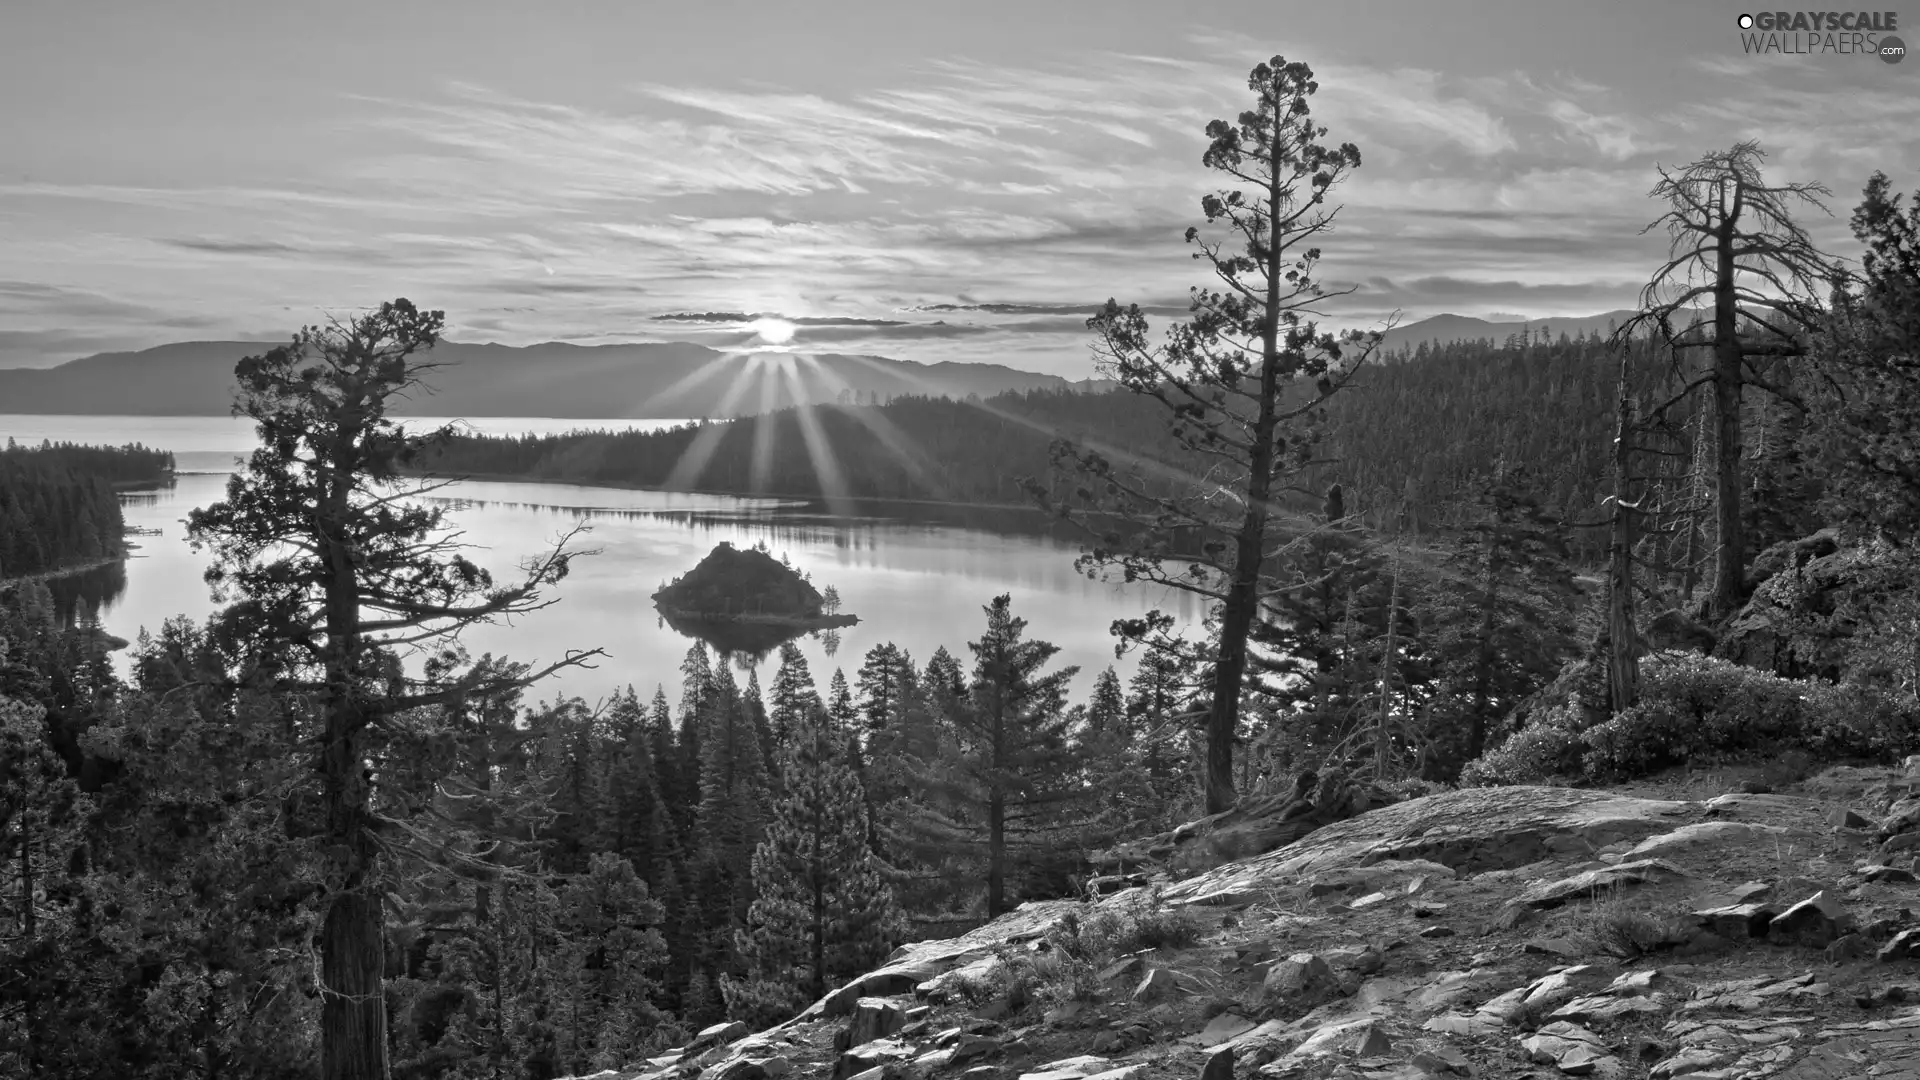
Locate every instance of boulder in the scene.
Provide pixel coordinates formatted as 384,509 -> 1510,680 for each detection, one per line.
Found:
1768,890 -> 1852,947
1262,953 -> 1339,1009
846,997 -> 907,1047
1091,767 -> 1399,876
1520,1021 -> 1615,1076
689,1021 -> 749,1055
1200,1045 -> 1234,1080
1515,858 -> 1688,909
1161,787 -> 1689,903
1692,902 -> 1776,940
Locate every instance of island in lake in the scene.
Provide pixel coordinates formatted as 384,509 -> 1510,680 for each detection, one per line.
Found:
652,541 -> 858,656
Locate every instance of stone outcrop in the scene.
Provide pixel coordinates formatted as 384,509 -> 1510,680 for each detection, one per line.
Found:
559,774 -> 1920,1080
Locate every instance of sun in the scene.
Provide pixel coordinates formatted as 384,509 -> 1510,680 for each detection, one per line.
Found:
747,317 -> 797,345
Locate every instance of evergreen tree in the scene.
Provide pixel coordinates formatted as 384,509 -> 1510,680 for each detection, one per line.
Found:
825,668 -> 858,734
897,595 -> 1087,916
1419,466 -> 1581,772
183,300 -> 598,1080
1034,57 -> 1388,814
767,642 -> 822,749
722,702 -> 898,1027
553,853 -> 669,1074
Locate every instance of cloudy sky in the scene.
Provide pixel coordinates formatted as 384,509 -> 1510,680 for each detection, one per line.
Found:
2,0 -> 1914,376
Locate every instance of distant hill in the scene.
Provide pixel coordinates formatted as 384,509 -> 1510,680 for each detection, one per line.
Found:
0,339 -> 1077,418
1377,309 -> 1708,355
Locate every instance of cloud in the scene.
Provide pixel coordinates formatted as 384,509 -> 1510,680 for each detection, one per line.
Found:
162,238 -> 308,256
8,26 -> 1912,378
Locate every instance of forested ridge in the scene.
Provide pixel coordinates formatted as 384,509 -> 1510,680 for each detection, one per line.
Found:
410,329 -> 1707,567
5,56 -> 1920,1080
0,441 -> 173,580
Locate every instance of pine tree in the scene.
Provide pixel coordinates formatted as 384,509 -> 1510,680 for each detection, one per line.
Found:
767,643 -> 822,750
722,702 -> 898,1027
693,663 -> 771,979
1126,649 -> 1197,829
553,853 -> 669,1074
826,668 -> 858,734
1420,466 -> 1581,772
855,643 -> 911,737
897,595 -> 1088,916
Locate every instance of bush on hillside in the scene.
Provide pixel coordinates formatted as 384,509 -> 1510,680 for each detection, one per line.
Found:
1462,653 -> 1920,786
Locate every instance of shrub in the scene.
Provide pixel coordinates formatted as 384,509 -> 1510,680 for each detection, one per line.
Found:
1462,654 -> 1920,785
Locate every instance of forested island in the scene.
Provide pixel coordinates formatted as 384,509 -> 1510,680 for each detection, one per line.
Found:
654,541 -> 857,624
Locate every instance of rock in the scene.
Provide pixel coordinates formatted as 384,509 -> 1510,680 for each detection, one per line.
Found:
1263,953 -> 1339,1009
1410,1047 -> 1471,1076
1516,858 -> 1688,909
834,1039 -> 914,1080
1554,993 -> 1671,1026
1828,933 -> 1875,962
1834,807 -> 1878,830
760,1059 -> 792,1078
1419,925 -> 1457,939
1520,1021 -> 1615,1075
1880,928 -> 1920,962
1200,1046 -> 1233,1080
1520,965 -> 1615,1014
847,997 -> 907,1047
1412,901 -> 1448,917
1354,1023 -> 1392,1056
1323,945 -> 1386,974
1624,821 -> 1786,860
1159,787 -> 1691,904
1768,890 -> 1852,947
1184,1013 -> 1255,1048
703,1060 -> 767,1080
689,1021 -> 749,1054
1347,891 -> 1392,910
1525,937 -> 1581,957
1092,769 -> 1399,876
1098,956 -> 1144,983
1692,902 -> 1775,940
1423,1011 -> 1506,1037
1860,864 -> 1919,884
1132,967 -> 1177,1002
1019,1054 -> 1116,1080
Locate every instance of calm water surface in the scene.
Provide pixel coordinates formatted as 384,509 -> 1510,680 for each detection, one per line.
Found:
6,415 -> 1197,705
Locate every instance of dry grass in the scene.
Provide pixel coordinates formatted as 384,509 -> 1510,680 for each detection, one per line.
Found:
978,889 -> 1209,1009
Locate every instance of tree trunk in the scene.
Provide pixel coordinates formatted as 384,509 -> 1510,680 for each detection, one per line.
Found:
320,442 -> 388,1080
1608,352 -> 1641,714
986,790 -> 1006,917
321,884 -> 389,1080
1200,98 -> 1292,817
1465,530 -> 1501,761
1710,192 -> 1747,617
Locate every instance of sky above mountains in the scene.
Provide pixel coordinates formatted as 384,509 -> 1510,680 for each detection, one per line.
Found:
2,0 -> 1914,376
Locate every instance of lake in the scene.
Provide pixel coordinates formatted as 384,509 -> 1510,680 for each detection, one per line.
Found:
6,415 -> 1199,707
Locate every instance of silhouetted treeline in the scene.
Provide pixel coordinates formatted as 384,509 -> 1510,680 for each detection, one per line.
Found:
0,442 -> 173,579
413,388 -> 1182,507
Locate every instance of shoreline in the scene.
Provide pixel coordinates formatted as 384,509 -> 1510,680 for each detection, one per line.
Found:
407,468 -> 1063,516
0,553 -> 126,588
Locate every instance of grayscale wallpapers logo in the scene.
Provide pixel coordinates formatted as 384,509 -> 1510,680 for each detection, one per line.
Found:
1736,11 -> 1906,61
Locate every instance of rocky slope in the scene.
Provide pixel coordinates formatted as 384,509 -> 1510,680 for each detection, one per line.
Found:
565,763 -> 1920,1080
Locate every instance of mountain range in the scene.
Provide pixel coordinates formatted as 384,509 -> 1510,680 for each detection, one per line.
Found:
0,340 -> 1077,418
0,309 -> 1687,418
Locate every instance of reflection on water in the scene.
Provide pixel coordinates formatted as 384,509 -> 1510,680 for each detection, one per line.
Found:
19,418 -> 1200,704
43,559 -> 128,628
655,609 -> 817,664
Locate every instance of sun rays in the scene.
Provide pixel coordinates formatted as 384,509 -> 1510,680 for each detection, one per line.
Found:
645,341 -> 1257,529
